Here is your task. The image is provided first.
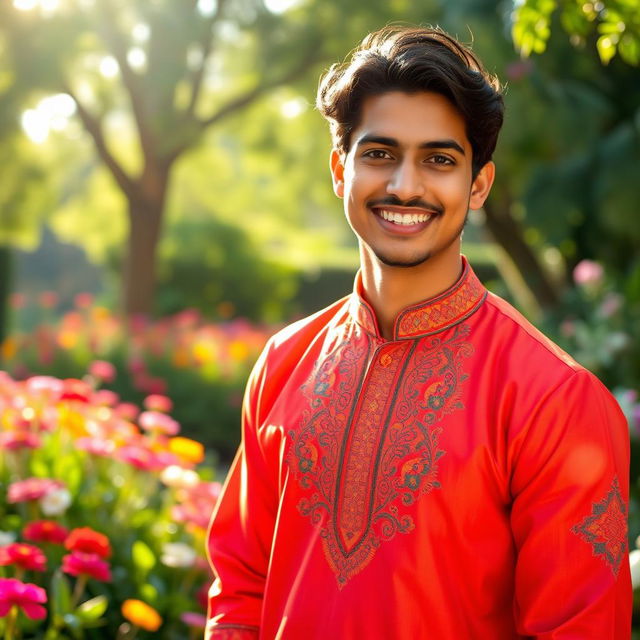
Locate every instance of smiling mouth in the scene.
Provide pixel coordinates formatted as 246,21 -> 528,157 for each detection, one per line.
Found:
371,207 -> 440,229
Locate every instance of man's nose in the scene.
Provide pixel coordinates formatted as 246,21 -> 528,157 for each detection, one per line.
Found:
386,161 -> 425,202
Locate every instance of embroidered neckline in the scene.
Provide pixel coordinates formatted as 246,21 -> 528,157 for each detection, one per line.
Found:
349,257 -> 487,340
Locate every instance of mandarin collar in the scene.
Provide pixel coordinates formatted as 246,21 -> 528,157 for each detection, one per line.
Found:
348,257 -> 487,341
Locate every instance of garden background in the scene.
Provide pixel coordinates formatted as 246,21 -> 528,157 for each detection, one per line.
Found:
0,0 -> 639,637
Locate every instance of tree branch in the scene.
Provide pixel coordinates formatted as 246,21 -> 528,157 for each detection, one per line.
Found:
94,0 -> 156,164
197,40 -> 321,131
186,0 -> 232,117
64,85 -> 136,200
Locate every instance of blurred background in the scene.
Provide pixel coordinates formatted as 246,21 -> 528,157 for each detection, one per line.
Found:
0,0 -> 639,625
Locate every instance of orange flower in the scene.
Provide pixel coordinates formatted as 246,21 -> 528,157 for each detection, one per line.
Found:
121,599 -> 162,631
168,437 -> 205,465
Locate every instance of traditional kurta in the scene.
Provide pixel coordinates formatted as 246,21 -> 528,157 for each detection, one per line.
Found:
206,258 -> 631,639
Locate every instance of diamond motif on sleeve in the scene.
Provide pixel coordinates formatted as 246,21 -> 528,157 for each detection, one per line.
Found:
571,477 -> 627,576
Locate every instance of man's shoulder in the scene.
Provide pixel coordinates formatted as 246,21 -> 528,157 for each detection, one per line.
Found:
482,291 -> 582,375
263,294 -> 352,363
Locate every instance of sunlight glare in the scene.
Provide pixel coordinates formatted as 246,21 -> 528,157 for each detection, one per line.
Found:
127,47 -> 147,70
197,0 -> 217,17
99,56 -> 119,78
13,0 -> 38,10
281,97 -> 307,119
41,0 -> 59,10
21,109 -> 49,144
133,23 -> 150,43
265,0 -> 302,14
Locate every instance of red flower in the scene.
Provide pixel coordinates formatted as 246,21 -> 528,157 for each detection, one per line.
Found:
62,551 -> 111,582
7,478 -> 64,503
60,378 -> 91,403
0,430 -> 42,451
23,520 -> 69,545
65,527 -> 111,558
0,578 -> 47,620
0,543 -> 47,572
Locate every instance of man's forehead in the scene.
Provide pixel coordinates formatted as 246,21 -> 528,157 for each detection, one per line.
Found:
350,90 -> 469,151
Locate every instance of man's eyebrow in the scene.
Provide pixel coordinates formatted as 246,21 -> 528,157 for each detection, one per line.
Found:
355,134 -> 465,155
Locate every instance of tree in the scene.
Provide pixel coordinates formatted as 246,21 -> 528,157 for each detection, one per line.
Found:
0,0 -> 323,315
513,0 -> 640,65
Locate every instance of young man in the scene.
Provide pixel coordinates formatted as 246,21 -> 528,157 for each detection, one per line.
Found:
206,27 -> 631,639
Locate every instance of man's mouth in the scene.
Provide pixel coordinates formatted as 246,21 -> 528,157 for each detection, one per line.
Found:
376,209 -> 435,226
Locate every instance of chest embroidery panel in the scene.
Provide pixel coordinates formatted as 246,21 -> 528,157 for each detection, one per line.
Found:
286,323 -> 474,587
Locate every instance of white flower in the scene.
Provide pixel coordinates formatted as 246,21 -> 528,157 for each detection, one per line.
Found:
40,488 -> 72,516
160,465 -> 199,489
161,542 -> 197,568
0,531 -> 16,546
630,550 -> 640,590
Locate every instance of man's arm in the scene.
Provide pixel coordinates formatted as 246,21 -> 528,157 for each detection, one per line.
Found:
206,342 -> 278,640
510,369 -> 631,638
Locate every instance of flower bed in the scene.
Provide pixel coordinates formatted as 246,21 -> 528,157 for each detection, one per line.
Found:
0,371 -> 217,638
1,300 -> 274,459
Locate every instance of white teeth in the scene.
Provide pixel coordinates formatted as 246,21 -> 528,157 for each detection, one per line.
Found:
379,209 -> 432,225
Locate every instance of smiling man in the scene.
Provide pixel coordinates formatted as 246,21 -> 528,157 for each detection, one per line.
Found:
206,27 -> 631,639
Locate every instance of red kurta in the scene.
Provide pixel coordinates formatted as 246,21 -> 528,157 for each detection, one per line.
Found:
206,258 -> 631,639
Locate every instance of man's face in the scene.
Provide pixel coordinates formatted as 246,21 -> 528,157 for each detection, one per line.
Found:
330,91 -> 494,269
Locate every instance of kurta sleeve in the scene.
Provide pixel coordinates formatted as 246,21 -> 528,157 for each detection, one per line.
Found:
509,368 -> 631,638
206,342 -> 278,640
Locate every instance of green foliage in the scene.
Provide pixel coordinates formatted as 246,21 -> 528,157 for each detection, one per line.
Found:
513,0 -> 640,65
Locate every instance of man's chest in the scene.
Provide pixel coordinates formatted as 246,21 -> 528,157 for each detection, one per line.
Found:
260,323 -> 508,586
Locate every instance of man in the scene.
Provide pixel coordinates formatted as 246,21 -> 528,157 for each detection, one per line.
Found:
206,26 -> 631,639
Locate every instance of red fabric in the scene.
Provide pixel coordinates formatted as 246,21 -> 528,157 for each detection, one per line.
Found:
206,259 -> 631,639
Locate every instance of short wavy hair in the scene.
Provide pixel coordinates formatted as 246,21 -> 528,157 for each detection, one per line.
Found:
317,26 -> 504,176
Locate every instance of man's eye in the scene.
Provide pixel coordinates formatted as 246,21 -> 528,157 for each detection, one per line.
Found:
428,155 -> 454,165
363,149 -> 392,160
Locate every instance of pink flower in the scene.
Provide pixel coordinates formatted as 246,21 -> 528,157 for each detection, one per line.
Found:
62,551 -> 111,582
23,521 -> 69,545
115,402 -> 140,421
25,376 -> 64,398
8,478 -> 65,503
573,259 -> 604,286
0,430 -> 42,451
117,445 -> 178,472
144,394 -> 173,413
76,437 -> 115,457
0,578 -> 47,620
138,411 -> 180,436
180,612 -> 207,629
172,481 -> 222,530
92,390 -> 119,406
88,360 -> 116,384
73,293 -> 94,308
38,291 -> 59,309
0,543 -> 47,572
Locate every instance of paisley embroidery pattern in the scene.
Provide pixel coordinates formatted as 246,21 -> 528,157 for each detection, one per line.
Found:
287,324 -> 473,587
571,477 -> 627,576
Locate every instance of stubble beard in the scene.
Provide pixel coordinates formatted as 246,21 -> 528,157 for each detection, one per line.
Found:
373,210 -> 469,269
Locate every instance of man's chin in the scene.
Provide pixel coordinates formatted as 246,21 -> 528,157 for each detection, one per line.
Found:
375,251 -> 434,269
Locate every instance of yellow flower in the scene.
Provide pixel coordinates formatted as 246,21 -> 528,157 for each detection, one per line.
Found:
168,437 -> 205,465
121,599 -> 162,631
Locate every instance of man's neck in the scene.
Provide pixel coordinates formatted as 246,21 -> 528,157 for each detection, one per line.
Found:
359,248 -> 463,341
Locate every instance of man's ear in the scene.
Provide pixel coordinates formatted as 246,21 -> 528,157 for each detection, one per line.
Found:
469,161 -> 495,210
330,148 -> 345,198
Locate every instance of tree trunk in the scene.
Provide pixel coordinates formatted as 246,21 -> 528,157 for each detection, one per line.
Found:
0,245 -> 11,351
122,164 -> 170,316
483,195 -> 562,310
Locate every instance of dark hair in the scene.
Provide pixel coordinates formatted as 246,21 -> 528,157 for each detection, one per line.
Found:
317,26 -> 504,176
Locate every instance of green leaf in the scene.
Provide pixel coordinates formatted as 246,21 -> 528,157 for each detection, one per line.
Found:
597,34 -> 618,64
132,540 -> 156,572
75,595 -> 108,622
50,570 -> 72,616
